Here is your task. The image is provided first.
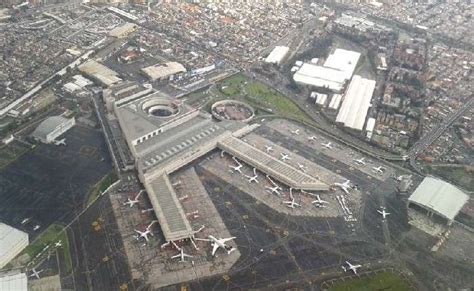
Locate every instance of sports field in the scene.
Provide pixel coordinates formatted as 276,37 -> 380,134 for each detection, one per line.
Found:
328,272 -> 414,291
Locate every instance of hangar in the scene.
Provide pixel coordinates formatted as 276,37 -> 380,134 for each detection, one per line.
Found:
0,272 -> 27,291
264,46 -> 289,66
31,115 -> 75,144
408,177 -> 469,225
0,223 -> 29,269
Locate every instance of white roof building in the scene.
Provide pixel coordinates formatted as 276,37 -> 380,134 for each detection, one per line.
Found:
365,117 -> 376,139
328,94 -> 342,110
0,272 -> 27,291
336,75 -> 376,131
79,60 -> 121,87
323,49 -> 361,80
408,177 -> 469,223
293,63 -> 347,92
264,46 -> 289,65
141,62 -> 187,81
0,223 -> 29,269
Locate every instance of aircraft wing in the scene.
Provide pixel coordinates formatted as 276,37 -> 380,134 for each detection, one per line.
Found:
211,243 -> 220,256
171,254 -> 181,259
220,237 -> 236,243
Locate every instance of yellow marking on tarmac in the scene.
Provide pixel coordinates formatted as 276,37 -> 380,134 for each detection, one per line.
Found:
225,201 -> 232,206
180,284 -> 188,291
119,283 -> 128,290
94,225 -> 101,231
222,274 -> 230,281
242,215 -> 249,220
102,256 -> 109,262
214,186 -> 221,191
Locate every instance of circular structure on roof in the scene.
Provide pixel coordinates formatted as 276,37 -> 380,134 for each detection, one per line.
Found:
142,98 -> 180,118
211,100 -> 254,123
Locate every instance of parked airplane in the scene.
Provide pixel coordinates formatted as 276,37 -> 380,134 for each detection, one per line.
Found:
280,153 -> 291,161
308,136 -> 317,142
123,190 -> 144,208
353,158 -> 366,165
333,180 -> 352,195
53,138 -> 66,146
372,166 -> 384,174
33,225 -> 41,231
229,162 -> 243,174
283,197 -> 301,209
297,162 -> 307,172
21,217 -> 30,225
342,261 -> 362,274
245,168 -> 259,183
265,185 -> 281,196
265,145 -> 274,153
54,241 -> 62,248
290,129 -> 300,135
311,195 -> 329,206
321,142 -> 333,149
29,268 -> 43,279
135,221 -> 157,242
377,207 -> 390,219
196,235 -> 236,256
171,248 -> 193,263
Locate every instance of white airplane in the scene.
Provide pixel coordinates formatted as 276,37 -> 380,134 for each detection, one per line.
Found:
245,168 -> 259,183
353,157 -> 366,166
311,195 -> 329,206
123,190 -> 144,208
265,185 -> 281,196
280,153 -> 291,161
308,136 -> 317,142
372,166 -> 384,174
33,225 -> 41,231
264,145 -> 274,153
290,129 -> 300,135
321,142 -> 333,149
29,268 -> 43,279
333,180 -> 351,195
377,208 -> 390,219
134,221 -> 156,242
229,163 -> 243,174
21,217 -> 30,225
54,241 -> 62,248
297,163 -> 307,172
171,248 -> 193,263
196,235 -> 236,256
283,197 -> 301,209
342,261 -> 362,274
53,138 -> 66,146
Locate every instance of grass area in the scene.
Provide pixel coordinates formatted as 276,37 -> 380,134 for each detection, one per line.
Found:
87,171 -> 118,206
215,73 -> 314,124
21,223 -> 73,273
0,141 -> 32,169
426,164 -> 474,192
329,272 -> 414,291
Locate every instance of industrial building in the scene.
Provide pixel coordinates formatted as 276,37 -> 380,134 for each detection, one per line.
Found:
336,75 -> 376,131
0,223 -> 29,269
141,62 -> 187,81
0,272 -> 27,291
79,60 -> 122,87
108,22 -> 137,39
408,177 -> 469,225
293,48 -> 361,92
264,46 -> 289,65
31,115 -> 75,144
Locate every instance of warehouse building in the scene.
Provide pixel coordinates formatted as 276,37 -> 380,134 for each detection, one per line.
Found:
0,272 -> 27,291
408,177 -> 469,225
264,46 -> 289,66
31,116 -> 75,144
79,60 -> 122,87
336,75 -> 376,131
0,223 -> 29,269
141,62 -> 186,81
324,49 -> 361,80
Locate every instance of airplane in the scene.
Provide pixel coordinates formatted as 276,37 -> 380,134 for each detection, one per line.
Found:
333,180 -> 351,195
297,162 -> 307,172
171,248 -> 193,263
123,190 -> 144,208
353,157 -> 366,166
33,225 -> 41,231
377,207 -> 390,219
342,261 -> 362,274
311,195 -> 329,206
54,241 -> 62,248
264,145 -> 274,153
21,217 -> 30,225
290,129 -> 300,135
29,268 -> 43,279
196,235 -> 236,256
245,168 -> 259,183
229,163 -> 243,174
280,153 -> 291,161
265,185 -> 281,196
321,142 -> 333,149
283,197 -> 301,209
372,166 -> 384,174
53,138 -> 66,146
307,136 -> 317,142
134,221 -> 157,242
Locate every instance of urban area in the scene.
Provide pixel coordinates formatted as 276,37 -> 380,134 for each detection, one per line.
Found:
0,0 -> 472,290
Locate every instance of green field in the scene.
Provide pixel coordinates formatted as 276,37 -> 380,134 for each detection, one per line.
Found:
21,223 -> 73,273
0,141 -> 32,169
214,74 -> 313,124
426,165 -> 473,192
328,272 -> 414,291
87,171 -> 118,206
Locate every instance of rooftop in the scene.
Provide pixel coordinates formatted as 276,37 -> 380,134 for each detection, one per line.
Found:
141,62 -> 187,81
0,223 -> 29,269
31,115 -> 72,141
0,272 -> 27,291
